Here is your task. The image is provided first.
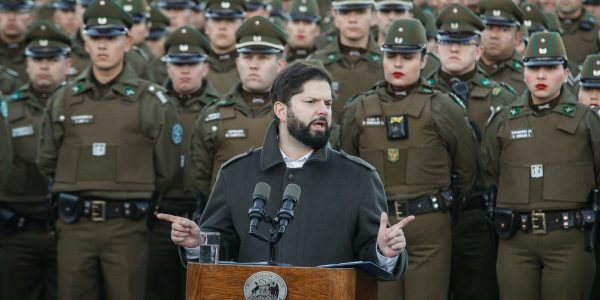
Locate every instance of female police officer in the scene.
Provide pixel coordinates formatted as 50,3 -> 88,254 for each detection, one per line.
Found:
340,18 -> 478,300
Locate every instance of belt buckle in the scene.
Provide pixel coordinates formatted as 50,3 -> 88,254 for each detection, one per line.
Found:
394,201 -> 405,220
531,210 -> 547,234
91,200 -> 106,222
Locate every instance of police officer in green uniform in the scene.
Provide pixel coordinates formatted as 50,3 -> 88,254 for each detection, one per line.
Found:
310,0 -> 384,123
557,0 -> 600,71
155,0 -> 195,31
340,18 -> 478,300
424,4 -> 517,300
52,0 -> 82,37
0,20 -> 71,300
414,4 -> 441,79
478,0 -> 527,95
575,54 -> 600,300
246,0 -> 268,18
146,5 -> 171,84
37,1 -> 179,299
191,16 -> 287,200
0,0 -> 34,86
267,0 -> 287,23
204,0 -> 247,95
482,32 -> 600,300
146,26 -> 219,300
122,0 -> 154,62
284,0 -> 320,63
373,0 -> 413,46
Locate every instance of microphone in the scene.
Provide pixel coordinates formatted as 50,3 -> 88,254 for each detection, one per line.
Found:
248,182 -> 271,231
276,184 -> 301,230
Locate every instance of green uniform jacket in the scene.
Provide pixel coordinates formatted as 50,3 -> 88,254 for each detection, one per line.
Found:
0,84 -> 57,218
340,80 -> 478,200
0,39 -> 27,86
190,83 -> 273,197
164,79 -> 219,203
38,64 -> 179,200
481,88 -> 600,211
478,51 -> 527,95
309,37 -> 384,123
206,50 -> 239,96
560,9 -> 600,68
199,119 -> 408,276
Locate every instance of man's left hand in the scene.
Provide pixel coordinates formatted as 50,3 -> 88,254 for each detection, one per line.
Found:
377,212 -> 415,258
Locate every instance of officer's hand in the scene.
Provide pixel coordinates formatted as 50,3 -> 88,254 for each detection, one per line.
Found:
156,213 -> 202,248
377,212 -> 415,258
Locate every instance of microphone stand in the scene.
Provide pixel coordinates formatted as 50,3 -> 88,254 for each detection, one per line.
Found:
248,215 -> 290,266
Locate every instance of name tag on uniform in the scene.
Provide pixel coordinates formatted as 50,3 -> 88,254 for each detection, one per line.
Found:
92,143 -> 106,156
531,164 -> 543,178
510,129 -> 534,140
11,125 -> 34,138
156,91 -> 168,104
225,129 -> 246,139
71,114 -> 94,125
205,112 -> 220,122
362,117 -> 384,126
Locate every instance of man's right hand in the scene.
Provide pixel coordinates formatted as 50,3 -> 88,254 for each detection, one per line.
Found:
156,213 -> 202,248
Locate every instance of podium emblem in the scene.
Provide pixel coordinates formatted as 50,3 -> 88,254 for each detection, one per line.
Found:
243,271 -> 287,300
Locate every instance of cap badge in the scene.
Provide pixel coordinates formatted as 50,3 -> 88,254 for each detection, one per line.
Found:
540,38 -> 546,43
593,70 -> 600,76
299,5 -> 307,12
179,44 -> 189,51
255,20 -> 260,25
98,17 -> 107,25
123,4 -> 132,11
492,10 -> 501,17
253,35 -> 262,42
221,1 -> 230,8
181,28 -> 187,33
596,60 -> 600,65
452,8 -> 458,14
450,22 -> 459,30
398,27 -> 403,32
301,0 -> 306,3
41,25 -> 46,31
394,37 -> 403,44
524,20 -> 532,27
99,0 -> 105,5
539,47 -> 547,54
526,6 -> 531,11
39,39 -> 48,46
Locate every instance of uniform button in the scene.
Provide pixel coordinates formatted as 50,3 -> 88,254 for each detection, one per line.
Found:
288,174 -> 295,181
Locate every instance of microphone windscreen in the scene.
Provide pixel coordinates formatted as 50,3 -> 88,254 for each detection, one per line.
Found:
283,183 -> 301,203
253,182 -> 271,202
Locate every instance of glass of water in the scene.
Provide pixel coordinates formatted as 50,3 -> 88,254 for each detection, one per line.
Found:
198,232 -> 220,264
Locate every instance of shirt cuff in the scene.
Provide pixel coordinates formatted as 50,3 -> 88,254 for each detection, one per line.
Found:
376,245 -> 399,273
185,246 -> 200,260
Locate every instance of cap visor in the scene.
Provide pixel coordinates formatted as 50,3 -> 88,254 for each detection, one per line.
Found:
205,10 -> 245,19
581,80 -> 600,88
381,45 -> 425,53
162,54 -> 207,64
288,13 -> 320,23
523,57 -> 565,66
483,18 -> 519,27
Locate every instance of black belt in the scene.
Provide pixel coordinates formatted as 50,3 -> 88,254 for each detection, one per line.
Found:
463,195 -> 487,211
15,216 -> 47,231
517,209 -> 585,234
82,199 -> 149,222
388,194 -> 446,219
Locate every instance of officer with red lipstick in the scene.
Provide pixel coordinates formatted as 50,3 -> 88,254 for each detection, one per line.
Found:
284,0 -> 320,63
423,4 -> 516,300
340,18 -> 478,300
482,31 -> 600,300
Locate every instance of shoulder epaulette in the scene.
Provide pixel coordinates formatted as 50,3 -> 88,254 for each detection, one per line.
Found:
2,67 -> 17,78
148,84 -> 169,105
220,148 -> 254,169
339,151 -> 375,171
498,82 -> 517,95
512,59 -> 523,71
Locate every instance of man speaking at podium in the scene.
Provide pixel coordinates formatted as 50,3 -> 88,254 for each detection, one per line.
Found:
158,62 -> 413,276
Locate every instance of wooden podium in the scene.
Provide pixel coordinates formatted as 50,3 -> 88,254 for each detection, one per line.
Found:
186,263 -> 378,299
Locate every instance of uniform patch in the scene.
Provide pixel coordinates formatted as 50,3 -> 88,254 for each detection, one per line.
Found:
387,148 -> 400,163
480,78 -> 491,87
426,78 -> 436,86
510,129 -> 534,140
71,114 -> 94,124
492,87 -> 502,96
327,53 -> 336,61
512,60 -> 522,70
509,107 -> 521,117
11,125 -> 34,138
92,143 -> 106,156
0,100 -> 7,119
224,128 -> 246,138
362,117 -> 384,126
124,85 -> 135,97
563,104 -> 575,115
204,112 -> 221,122
10,91 -> 21,100
371,53 -> 381,62
171,123 -> 183,145
72,83 -> 82,94
530,164 -> 543,178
